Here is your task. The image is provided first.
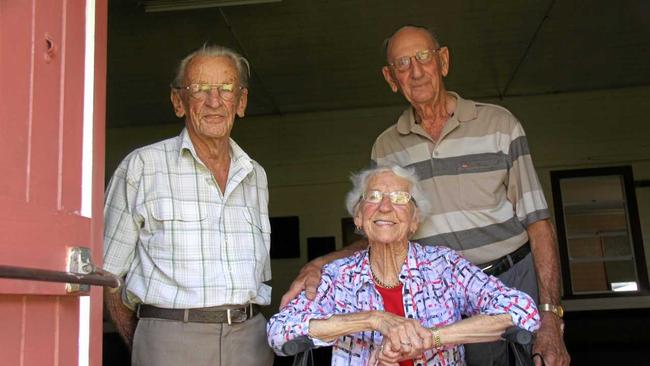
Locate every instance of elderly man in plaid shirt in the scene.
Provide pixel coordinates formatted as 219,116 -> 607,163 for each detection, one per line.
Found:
103,45 -> 273,366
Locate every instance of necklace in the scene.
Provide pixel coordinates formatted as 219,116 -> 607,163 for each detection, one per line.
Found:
368,247 -> 401,289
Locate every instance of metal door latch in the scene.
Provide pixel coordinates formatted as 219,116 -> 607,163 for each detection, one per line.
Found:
66,247 -> 96,293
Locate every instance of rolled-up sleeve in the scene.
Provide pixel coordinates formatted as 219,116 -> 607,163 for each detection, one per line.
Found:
103,153 -> 143,277
266,266 -> 341,355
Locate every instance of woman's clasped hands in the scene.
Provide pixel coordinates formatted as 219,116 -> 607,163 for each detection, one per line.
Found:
368,311 -> 436,365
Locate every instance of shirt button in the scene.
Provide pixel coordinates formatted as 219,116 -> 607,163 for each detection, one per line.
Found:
433,151 -> 439,156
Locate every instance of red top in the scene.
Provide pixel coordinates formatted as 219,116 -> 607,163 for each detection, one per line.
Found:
376,284 -> 415,366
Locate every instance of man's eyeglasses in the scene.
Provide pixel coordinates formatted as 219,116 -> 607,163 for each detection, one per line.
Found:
388,48 -> 440,72
173,83 -> 242,101
362,190 -> 414,205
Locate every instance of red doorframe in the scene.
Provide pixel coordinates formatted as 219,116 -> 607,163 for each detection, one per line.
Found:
0,1 -> 107,365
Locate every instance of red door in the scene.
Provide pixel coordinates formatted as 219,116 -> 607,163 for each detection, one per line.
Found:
0,1 -> 107,365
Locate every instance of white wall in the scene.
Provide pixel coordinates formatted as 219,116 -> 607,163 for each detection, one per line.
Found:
106,86 -> 650,312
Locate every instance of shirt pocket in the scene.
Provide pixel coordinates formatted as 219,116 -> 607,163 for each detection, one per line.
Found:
456,155 -> 507,210
242,206 -> 264,232
244,206 -> 269,248
146,198 -> 207,260
240,206 -> 270,280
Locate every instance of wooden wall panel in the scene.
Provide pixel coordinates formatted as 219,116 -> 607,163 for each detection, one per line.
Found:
0,296 -> 24,366
0,0 -> 31,201
61,1 -> 87,213
0,1 -> 107,365
29,0 -> 64,208
0,295 -> 80,366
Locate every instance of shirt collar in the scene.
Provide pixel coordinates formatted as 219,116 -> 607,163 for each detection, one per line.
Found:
451,91 -> 477,123
178,127 -> 197,158
351,242 -> 423,294
396,91 -> 477,135
351,250 -> 373,294
177,127 -> 254,174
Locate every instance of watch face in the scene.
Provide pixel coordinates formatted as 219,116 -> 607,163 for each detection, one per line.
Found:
556,305 -> 564,317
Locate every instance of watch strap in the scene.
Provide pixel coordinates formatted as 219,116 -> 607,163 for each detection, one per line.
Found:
539,303 -> 564,318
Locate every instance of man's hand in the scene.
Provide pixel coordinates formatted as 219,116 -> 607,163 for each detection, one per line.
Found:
532,314 -> 570,366
280,239 -> 369,309
104,285 -> 137,350
279,259 -> 323,308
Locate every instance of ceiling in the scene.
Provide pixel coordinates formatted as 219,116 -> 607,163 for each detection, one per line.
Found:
107,0 -> 650,128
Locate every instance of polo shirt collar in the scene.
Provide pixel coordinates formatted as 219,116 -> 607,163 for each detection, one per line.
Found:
395,91 -> 477,135
451,91 -> 477,123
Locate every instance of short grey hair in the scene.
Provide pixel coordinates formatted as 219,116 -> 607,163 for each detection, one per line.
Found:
345,164 -> 431,221
172,44 -> 251,88
382,25 -> 441,62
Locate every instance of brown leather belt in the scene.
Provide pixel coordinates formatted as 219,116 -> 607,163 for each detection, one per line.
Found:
480,243 -> 531,276
137,304 -> 261,324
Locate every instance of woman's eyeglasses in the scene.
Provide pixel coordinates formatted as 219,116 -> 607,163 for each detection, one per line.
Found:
362,190 -> 413,205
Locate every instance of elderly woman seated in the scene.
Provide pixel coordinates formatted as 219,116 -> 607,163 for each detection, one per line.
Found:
267,165 -> 540,365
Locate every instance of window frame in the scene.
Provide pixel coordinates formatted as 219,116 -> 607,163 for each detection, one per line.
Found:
550,166 -> 650,299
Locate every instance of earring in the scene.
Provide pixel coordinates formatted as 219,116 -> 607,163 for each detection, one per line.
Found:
354,226 -> 365,236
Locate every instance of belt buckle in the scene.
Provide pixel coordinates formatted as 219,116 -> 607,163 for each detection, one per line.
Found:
226,307 -> 248,325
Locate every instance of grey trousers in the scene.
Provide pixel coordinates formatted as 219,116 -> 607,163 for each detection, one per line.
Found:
132,312 -> 274,366
464,253 -> 538,366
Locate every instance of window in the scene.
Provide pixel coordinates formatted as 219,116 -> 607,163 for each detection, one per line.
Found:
551,166 -> 649,298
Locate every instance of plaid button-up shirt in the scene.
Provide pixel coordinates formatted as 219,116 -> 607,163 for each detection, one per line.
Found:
268,242 -> 539,365
103,128 -> 271,309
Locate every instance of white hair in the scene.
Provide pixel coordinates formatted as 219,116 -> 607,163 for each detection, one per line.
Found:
344,164 -> 432,222
172,44 -> 250,88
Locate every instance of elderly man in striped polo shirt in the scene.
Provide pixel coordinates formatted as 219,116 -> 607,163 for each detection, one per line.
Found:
103,45 -> 273,366
282,26 -> 569,366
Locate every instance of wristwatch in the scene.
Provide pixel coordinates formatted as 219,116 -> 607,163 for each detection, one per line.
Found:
539,303 -> 564,318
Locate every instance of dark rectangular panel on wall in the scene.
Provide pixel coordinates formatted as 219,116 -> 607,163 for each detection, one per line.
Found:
270,216 -> 300,259
307,237 -> 336,262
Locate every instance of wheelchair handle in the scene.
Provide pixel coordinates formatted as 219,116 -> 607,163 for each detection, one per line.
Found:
282,336 -> 315,356
501,326 -> 534,345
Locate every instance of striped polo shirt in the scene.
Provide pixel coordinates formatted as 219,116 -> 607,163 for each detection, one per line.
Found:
371,92 -> 549,265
